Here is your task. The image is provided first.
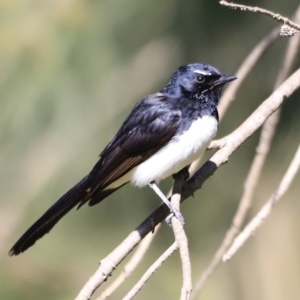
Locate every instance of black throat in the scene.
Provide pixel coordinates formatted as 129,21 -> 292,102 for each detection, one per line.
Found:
161,85 -> 220,122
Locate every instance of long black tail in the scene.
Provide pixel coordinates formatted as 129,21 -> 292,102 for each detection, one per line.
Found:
9,176 -> 90,256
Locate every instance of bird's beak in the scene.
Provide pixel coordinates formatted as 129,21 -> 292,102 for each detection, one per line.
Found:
214,75 -> 237,86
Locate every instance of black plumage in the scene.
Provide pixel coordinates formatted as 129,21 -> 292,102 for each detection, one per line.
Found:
9,63 -> 236,255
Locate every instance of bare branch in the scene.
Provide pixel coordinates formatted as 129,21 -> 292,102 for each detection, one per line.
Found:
223,143 -> 300,261
171,173 -> 192,300
96,227 -> 159,300
220,1 -> 300,32
122,242 -> 178,300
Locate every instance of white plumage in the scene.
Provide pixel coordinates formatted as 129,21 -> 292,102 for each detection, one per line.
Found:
105,115 -> 218,189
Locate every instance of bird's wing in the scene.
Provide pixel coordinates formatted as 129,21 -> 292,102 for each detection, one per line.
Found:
9,94 -> 181,255
82,94 -> 181,206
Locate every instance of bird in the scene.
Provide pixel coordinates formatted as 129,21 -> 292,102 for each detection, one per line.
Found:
9,63 -> 237,255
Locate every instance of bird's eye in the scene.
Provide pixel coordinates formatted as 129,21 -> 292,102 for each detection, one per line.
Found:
196,75 -> 205,83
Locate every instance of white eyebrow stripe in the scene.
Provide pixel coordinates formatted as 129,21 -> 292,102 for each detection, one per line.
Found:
193,70 -> 212,76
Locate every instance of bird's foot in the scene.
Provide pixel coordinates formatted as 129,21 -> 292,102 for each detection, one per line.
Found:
169,208 -> 185,225
165,211 -> 185,226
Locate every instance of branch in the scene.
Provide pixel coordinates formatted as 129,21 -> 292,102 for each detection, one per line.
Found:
171,173 -> 192,300
220,1 -> 300,32
96,227 -> 159,300
75,68 -> 300,300
122,242 -> 179,300
223,143 -> 300,261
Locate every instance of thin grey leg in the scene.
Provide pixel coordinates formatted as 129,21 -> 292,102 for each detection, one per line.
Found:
148,181 -> 185,225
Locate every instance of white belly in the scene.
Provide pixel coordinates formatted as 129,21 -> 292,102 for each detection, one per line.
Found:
130,115 -> 218,187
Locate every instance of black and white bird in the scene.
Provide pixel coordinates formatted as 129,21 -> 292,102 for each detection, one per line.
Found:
9,63 -> 236,255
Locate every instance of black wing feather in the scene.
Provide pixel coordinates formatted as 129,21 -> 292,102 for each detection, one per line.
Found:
9,93 -> 181,255
84,93 -> 181,205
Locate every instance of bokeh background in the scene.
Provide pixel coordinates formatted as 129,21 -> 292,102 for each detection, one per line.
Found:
1,0 -> 300,299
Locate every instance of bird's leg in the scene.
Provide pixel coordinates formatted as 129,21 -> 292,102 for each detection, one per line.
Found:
148,181 -> 185,225
166,168 -> 190,225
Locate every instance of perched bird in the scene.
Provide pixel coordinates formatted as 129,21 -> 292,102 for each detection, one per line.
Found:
9,63 -> 236,255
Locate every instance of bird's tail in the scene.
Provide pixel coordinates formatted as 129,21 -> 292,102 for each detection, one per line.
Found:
9,176 -> 90,256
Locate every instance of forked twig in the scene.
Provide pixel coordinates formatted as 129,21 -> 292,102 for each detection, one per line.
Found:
220,1 -> 300,32
223,143 -> 300,261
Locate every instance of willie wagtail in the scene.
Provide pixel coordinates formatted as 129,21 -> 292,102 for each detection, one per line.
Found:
9,63 -> 237,255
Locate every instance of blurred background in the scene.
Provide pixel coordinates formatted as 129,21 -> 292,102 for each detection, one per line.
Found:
1,0 -> 300,299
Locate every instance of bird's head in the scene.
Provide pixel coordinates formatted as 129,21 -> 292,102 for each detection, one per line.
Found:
162,63 -> 237,102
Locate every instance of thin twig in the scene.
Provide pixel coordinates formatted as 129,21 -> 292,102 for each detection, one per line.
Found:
191,8 -> 300,297
217,27 -> 279,119
171,173 -> 192,300
75,68 -> 300,300
223,143 -> 300,261
96,228 -> 159,300
122,242 -> 179,300
220,1 -> 300,31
